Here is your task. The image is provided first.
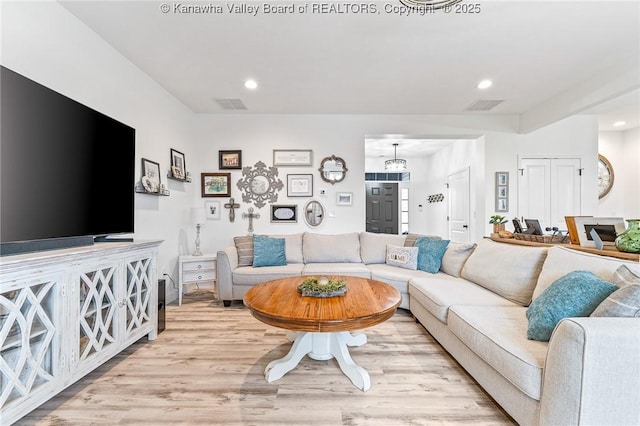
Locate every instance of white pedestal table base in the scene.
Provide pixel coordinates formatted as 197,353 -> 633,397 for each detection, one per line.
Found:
265,331 -> 370,391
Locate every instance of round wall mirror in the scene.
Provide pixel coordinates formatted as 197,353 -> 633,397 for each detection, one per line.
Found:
304,200 -> 324,228
318,155 -> 348,185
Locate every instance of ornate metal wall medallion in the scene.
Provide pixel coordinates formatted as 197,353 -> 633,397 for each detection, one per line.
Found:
237,161 -> 284,208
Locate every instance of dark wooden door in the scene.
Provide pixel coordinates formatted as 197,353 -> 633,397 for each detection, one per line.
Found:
365,182 -> 398,234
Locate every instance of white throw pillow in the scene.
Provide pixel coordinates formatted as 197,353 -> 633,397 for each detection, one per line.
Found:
385,244 -> 419,270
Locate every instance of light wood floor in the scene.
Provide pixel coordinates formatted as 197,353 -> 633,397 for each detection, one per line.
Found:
22,291 -> 515,425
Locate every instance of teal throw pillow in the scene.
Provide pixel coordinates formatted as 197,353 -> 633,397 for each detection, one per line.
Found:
526,270 -> 617,341
253,234 -> 286,267
415,237 -> 450,274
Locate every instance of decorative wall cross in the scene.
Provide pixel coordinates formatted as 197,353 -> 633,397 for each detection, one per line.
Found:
224,197 -> 240,222
242,207 -> 260,233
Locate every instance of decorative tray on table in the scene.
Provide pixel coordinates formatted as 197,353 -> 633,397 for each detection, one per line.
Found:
297,276 -> 347,298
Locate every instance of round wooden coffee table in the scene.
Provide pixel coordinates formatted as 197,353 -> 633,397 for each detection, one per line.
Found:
243,276 -> 401,391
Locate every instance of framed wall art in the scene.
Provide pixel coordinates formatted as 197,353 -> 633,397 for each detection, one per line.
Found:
336,192 -> 353,206
270,205 -> 297,223
219,150 -> 242,170
141,158 -> 161,193
495,171 -> 509,212
287,174 -> 313,197
205,201 -> 221,220
201,172 -> 231,197
170,148 -> 186,179
273,149 -> 313,166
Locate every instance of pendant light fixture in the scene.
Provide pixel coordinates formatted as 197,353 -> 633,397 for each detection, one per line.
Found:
385,143 -> 407,171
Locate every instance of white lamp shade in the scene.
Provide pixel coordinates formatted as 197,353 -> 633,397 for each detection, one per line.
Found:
190,208 -> 207,225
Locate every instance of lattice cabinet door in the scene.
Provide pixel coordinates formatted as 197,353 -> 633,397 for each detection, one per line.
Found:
0,275 -> 61,417
74,265 -> 119,370
123,256 -> 155,341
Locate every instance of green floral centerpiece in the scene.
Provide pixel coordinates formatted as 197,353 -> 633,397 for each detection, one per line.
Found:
298,276 -> 347,298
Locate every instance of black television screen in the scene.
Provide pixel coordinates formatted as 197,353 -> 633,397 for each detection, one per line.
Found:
1,66 -> 135,255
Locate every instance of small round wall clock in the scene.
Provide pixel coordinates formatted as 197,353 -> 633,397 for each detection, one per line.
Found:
597,154 -> 614,199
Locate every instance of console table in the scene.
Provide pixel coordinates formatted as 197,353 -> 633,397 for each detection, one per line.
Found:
489,235 -> 639,261
0,240 -> 161,425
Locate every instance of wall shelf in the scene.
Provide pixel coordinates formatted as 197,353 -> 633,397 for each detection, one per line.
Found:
134,182 -> 170,196
167,172 -> 192,183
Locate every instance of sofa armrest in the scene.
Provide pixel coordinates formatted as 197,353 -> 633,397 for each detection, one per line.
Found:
217,246 -> 238,303
540,317 -> 640,425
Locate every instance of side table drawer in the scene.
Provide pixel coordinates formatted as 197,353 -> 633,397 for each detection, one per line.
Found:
182,261 -> 216,272
183,270 -> 215,283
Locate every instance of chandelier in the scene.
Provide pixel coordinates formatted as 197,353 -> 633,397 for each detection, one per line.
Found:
385,143 -> 407,171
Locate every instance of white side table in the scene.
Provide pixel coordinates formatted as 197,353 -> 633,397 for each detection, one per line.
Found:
178,254 -> 216,306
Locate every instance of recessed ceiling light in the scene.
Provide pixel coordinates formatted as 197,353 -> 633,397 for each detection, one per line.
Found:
244,79 -> 258,90
613,121 -> 626,127
477,80 -> 492,89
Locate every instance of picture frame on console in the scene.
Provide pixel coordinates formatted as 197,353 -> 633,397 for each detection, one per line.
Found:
573,216 -> 625,248
170,148 -> 186,179
201,173 -> 231,197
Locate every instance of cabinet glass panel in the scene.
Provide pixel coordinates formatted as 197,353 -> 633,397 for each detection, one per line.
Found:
125,258 -> 152,335
0,281 -> 57,408
79,268 -> 117,361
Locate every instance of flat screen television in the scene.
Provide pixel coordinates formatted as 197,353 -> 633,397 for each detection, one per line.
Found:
1,66 -> 136,256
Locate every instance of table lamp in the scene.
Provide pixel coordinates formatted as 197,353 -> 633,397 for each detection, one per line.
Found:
190,207 -> 206,256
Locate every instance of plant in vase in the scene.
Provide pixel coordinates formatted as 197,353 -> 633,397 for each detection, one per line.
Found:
489,215 -> 508,233
615,219 -> 640,253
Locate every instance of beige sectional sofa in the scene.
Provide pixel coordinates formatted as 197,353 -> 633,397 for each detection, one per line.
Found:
217,232 -> 640,425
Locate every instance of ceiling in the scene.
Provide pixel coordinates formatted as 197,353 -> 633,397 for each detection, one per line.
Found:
60,1 -> 639,135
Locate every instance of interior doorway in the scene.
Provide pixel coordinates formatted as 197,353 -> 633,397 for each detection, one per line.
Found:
447,168 -> 471,242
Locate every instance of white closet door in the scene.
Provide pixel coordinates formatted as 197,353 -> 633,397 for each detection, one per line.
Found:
518,157 -> 581,230
518,158 -> 551,227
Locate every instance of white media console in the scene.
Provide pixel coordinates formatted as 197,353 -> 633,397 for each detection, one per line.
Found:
0,240 -> 161,425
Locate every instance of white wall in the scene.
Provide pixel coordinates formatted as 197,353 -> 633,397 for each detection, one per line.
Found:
2,2 -> 196,302
2,2 -> 610,302
485,115 -> 600,231
598,128 -> 640,219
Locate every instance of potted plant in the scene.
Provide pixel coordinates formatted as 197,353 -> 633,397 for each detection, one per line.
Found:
490,215 -> 508,233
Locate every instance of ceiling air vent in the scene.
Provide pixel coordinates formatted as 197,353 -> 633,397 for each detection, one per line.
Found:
465,99 -> 504,112
215,98 -> 247,110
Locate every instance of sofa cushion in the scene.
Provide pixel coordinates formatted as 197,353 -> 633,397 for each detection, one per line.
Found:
232,264 -> 304,286
533,246 -> 640,301
385,244 -> 418,270
448,305 -> 548,400
302,263 -> 370,278
368,263 -> 432,294
462,240 -> 548,306
610,264 -> 640,288
526,271 -> 617,341
415,237 -> 450,273
271,233 -> 304,264
359,232 -> 406,264
441,242 -> 477,277
591,284 -> 640,318
404,233 -> 441,247
233,236 -> 253,267
253,235 -> 287,267
303,232 -> 361,263
409,275 -> 518,323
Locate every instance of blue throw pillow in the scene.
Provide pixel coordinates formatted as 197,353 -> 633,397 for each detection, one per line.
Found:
526,270 -> 617,341
253,234 -> 286,267
415,237 -> 450,274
